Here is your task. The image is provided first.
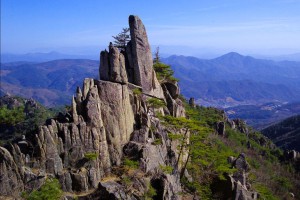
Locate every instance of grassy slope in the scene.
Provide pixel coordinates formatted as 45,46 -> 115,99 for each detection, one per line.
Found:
160,100 -> 300,199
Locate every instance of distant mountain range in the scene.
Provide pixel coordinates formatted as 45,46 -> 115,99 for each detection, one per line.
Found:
1,59 -> 99,106
162,52 -> 300,107
262,115 -> 300,151
1,52 -> 98,63
1,52 -> 300,118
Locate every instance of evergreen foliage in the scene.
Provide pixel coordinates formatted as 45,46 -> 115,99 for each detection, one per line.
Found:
159,165 -> 173,174
0,105 -> 25,125
153,62 -> 179,82
123,158 -> 139,169
144,182 -> 157,199
132,88 -> 142,96
23,178 -> 63,200
84,152 -> 98,161
0,96 -> 59,143
147,98 -> 166,109
112,27 -> 130,51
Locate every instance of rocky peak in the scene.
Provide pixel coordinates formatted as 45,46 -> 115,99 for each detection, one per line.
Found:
1,15 -> 186,199
100,15 -> 164,99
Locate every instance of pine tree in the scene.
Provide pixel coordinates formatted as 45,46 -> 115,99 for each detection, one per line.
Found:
112,27 -> 130,51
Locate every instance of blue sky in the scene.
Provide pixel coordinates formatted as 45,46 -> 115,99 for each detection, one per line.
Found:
1,0 -> 300,57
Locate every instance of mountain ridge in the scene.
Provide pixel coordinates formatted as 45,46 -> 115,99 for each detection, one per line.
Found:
162,53 -> 300,107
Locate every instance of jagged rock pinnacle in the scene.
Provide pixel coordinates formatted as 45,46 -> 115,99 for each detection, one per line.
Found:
99,15 -> 164,99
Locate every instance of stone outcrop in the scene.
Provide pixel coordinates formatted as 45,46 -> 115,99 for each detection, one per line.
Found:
0,15 -> 186,200
128,15 -> 164,99
212,153 -> 257,200
216,121 -> 225,136
284,150 -> 300,161
100,43 -> 128,84
233,119 -> 249,134
189,97 -> 196,108
100,15 -> 165,100
231,153 -> 257,200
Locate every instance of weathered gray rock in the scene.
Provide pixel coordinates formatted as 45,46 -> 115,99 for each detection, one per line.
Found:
23,167 -> 45,192
234,181 -> 258,200
79,181 -> 132,200
109,43 -> 128,83
59,172 -> 73,192
216,121 -> 225,136
228,156 -> 236,164
284,150 -> 299,161
128,15 -> 165,99
96,80 -> 135,165
0,147 -> 24,197
227,118 -> 236,129
232,153 -> 250,188
189,97 -> 196,108
71,169 -> 88,192
100,50 -> 110,81
162,83 -> 185,117
161,174 -> 182,200
39,125 -> 63,175
128,15 -> 152,91
233,119 -> 249,134
163,82 -> 180,99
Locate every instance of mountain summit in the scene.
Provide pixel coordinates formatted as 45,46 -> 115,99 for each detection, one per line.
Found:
214,52 -> 247,61
0,15 -> 186,199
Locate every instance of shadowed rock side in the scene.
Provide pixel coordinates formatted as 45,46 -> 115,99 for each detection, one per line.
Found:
0,15 -> 186,199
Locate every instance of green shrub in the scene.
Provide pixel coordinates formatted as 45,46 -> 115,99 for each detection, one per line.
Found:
248,158 -> 260,169
168,132 -> 183,140
0,105 -> 25,125
132,88 -> 142,95
123,158 -> 139,169
24,178 -> 63,200
159,165 -> 173,174
147,98 -> 166,109
122,175 -> 132,186
153,138 -> 162,145
84,152 -> 98,161
273,176 -> 292,190
145,182 -> 157,199
153,62 -> 178,82
254,184 -> 279,200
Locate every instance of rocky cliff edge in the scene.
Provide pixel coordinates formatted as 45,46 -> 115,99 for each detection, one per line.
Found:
0,15 -> 186,199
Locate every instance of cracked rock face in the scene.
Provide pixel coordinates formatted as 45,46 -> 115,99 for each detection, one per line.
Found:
0,147 -> 24,197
